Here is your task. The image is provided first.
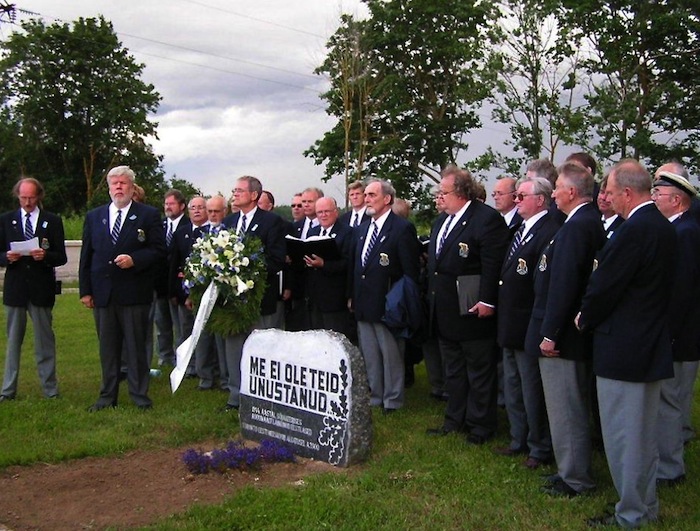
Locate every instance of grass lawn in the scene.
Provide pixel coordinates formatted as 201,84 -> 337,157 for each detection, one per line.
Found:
0,295 -> 698,529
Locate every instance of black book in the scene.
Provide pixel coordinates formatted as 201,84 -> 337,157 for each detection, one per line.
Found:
285,234 -> 341,265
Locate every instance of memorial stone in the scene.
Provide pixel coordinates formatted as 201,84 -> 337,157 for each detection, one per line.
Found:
240,329 -> 372,466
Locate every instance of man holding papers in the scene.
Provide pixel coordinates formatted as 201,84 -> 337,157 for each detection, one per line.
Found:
303,197 -> 353,337
0,177 -> 67,402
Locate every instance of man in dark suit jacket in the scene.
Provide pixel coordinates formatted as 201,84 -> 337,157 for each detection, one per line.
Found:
426,165 -> 509,443
79,166 -> 166,411
304,197 -> 353,337
648,171 -> 700,487
577,160 -> 677,528
350,179 -> 420,413
654,163 -> 700,445
495,176 -> 559,468
527,162 -> 605,498
153,189 -> 190,369
338,180 -> 371,228
220,176 -> 286,410
0,177 -> 67,401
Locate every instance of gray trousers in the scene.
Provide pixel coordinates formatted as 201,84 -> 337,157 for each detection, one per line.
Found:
503,348 -> 551,460
678,361 -> 699,443
598,377 -> 660,528
154,295 -> 181,365
357,321 -> 404,409
657,363 -> 685,480
539,357 -> 594,492
2,304 -> 58,398
225,313 -> 277,407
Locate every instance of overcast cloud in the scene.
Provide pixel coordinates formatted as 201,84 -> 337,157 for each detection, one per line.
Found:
8,0 -> 370,205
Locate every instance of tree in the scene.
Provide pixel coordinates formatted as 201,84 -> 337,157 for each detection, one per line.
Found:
563,1 -> 700,172
485,0 -> 587,173
0,16 -> 164,214
308,0 -> 497,204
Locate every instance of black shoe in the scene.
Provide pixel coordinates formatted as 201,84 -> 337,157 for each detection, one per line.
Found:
657,474 -> 686,488
0,395 -> 15,403
586,512 -> 618,528
197,386 -> 214,391
383,407 -> 398,415
540,478 -> 583,498
426,426 -> 457,436
429,392 -> 449,402
223,404 -> 239,412
136,404 -> 152,411
87,403 -> 116,412
493,446 -> 528,457
47,394 -> 60,400
465,433 -> 491,445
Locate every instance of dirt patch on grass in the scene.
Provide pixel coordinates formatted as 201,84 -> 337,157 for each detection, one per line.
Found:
0,440 -> 340,530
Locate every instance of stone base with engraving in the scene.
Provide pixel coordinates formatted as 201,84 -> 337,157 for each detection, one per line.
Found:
239,329 -> 372,467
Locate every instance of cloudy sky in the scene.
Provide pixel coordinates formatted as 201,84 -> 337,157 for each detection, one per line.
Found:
7,1 -> 372,205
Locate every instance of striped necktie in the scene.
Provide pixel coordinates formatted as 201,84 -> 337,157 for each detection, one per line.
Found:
239,215 -> 247,235
352,212 -> 359,227
362,222 -> 378,266
111,210 -> 122,245
507,225 -> 525,261
24,212 -> 34,240
437,215 -> 455,255
166,221 -> 173,246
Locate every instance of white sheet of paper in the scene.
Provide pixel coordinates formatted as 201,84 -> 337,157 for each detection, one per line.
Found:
10,237 -> 39,255
170,281 -> 220,393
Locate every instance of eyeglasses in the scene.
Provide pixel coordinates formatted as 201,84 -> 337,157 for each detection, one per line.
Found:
651,189 -> 675,199
232,188 -> 249,195
436,189 -> 456,198
207,209 -> 223,213
291,203 -> 302,208
516,193 -> 537,201
188,205 -> 206,210
491,191 -> 514,198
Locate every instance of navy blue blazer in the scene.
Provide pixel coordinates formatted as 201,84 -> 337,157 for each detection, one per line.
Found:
155,217 -> 191,297
350,212 -> 420,323
305,222 -> 353,313
79,201 -> 166,307
497,212 -> 560,350
168,222 -> 208,304
667,213 -> 700,361
579,204 -> 677,381
0,209 -> 67,308
427,201 -> 509,342
339,209 -> 371,227
527,202 -> 605,360
222,209 -> 286,316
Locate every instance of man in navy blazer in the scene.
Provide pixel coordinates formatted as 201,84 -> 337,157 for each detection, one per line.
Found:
0,177 -> 67,401
350,179 -> 420,413
220,176 -> 286,410
577,160 -> 677,528
650,171 -> 700,488
527,162 -> 605,498
338,180 -> 370,228
304,197 -> 353,337
426,165 -> 509,443
79,166 -> 166,411
495,176 -> 559,468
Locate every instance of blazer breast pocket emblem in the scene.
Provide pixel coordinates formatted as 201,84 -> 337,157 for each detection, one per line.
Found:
137,229 -> 146,242
458,242 -> 469,258
516,258 -> 528,275
538,254 -> 547,272
41,238 -> 50,250
379,253 -> 389,266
